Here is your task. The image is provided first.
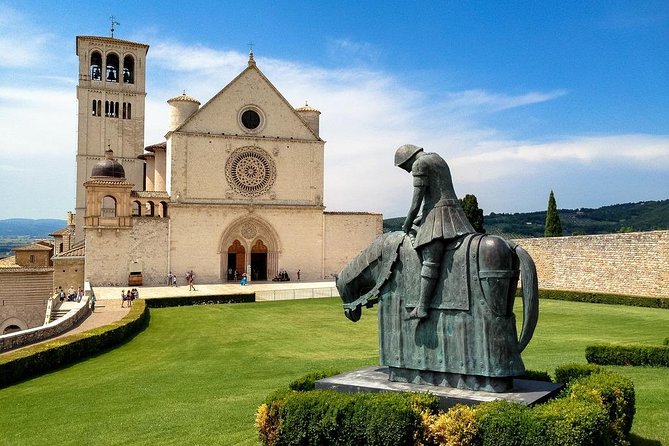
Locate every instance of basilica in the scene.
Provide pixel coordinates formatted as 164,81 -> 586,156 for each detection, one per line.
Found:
51,35 -> 381,287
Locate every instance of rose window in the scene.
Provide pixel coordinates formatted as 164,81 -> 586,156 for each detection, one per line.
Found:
225,147 -> 276,197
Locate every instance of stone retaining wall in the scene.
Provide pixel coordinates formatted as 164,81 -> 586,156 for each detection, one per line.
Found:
0,297 -> 92,352
513,230 -> 669,298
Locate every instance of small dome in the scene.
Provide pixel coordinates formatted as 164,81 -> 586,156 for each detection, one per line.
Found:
91,149 -> 125,178
295,102 -> 320,114
167,92 -> 201,105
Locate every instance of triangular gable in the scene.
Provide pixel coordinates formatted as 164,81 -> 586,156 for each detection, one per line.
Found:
173,63 -> 321,141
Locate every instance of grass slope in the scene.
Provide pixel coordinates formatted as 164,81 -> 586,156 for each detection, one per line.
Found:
1,298 -> 667,445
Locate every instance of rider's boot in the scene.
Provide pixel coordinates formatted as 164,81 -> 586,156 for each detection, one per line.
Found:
407,261 -> 439,320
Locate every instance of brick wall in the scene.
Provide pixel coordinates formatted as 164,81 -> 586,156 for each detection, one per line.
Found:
513,230 -> 669,298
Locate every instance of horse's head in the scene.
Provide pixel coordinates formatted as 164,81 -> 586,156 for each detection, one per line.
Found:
335,272 -> 363,322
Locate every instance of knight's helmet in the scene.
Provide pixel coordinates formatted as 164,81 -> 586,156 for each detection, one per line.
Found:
394,144 -> 423,168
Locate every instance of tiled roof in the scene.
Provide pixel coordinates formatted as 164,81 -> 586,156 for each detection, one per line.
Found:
14,243 -> 53,251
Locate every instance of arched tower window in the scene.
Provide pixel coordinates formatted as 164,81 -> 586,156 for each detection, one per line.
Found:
90,51 -> 102,81
105,53 -> 120,82
123,55 -> 135,84
132,200 -> 141,216
102,196 -> 117,217
160,201 -> 168,218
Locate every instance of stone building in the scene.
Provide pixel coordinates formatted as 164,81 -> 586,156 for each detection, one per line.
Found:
0,241 -> 54,333
65,35 -> 382,286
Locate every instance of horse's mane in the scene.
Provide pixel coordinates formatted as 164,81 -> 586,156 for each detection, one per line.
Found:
339,231 -> 406,303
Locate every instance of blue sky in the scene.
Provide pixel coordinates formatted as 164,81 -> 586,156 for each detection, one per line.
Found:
0,0 -> 667,219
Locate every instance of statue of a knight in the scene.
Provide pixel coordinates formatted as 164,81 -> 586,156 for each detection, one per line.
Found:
395,144 -> 477,320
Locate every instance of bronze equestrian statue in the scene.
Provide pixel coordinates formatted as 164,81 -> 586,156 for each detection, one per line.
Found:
336,145 -> 539,392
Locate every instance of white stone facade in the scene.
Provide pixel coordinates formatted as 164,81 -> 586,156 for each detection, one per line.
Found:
78,38 -> 382,286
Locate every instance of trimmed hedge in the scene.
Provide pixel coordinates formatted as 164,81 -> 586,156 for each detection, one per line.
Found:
536,289 -> 669,309
554,363 -> 602,385
258,367 -> 636,446
0,299 -> 148,388
586,344 -> 669,367
257,389 -> 437,446
568,371 -> 635,445
144,293 -> 254,308
522,369 -> 552,382
288,369 -> 341,392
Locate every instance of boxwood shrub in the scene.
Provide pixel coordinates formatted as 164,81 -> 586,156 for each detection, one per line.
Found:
585,344 -> 669,367
0,300 -> 148,388
258,367 -> 636,446
144,293 -> 254,308
554,363 -> 602,385
536,289 -> 669,309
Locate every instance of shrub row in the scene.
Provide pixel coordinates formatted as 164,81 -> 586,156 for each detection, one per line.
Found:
586,344 -> 669,367
144,293 -> 255,308
257,365 -> 635,446
535,289 -> 669,309
0,299 -> 148,388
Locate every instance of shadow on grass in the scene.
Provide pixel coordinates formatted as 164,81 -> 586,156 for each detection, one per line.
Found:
630,433 -> 662,446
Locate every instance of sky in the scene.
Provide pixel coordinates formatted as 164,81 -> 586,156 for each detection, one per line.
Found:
0,1 -> 667,220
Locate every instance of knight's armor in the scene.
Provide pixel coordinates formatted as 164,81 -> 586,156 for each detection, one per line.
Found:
395,144 -> 476,319
411,152 -> 475,248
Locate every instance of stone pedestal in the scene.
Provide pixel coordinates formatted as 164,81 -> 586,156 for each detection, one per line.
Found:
315,366 -> 564,410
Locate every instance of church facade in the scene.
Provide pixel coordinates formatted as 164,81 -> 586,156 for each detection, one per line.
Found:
59,35 -> 381,286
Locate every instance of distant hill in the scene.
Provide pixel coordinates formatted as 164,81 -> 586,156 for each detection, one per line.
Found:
0,219 -> 67,257
0,219 -> 67,237
384,199 -> 669,238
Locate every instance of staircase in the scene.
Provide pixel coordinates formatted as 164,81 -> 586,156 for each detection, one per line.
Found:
49,308 -> 70,323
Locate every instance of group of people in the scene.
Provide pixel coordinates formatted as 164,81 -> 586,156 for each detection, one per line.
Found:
56,286 -> 83,302
272,270 -> 291,282
121,288 -> 139,307
167,272 -> 178,287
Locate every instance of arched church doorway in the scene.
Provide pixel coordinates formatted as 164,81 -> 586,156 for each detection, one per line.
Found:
227,240 -> 245,280
251,240 -> 268,281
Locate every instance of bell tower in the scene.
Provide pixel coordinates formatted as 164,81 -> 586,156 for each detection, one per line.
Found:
73,35 -> 149,241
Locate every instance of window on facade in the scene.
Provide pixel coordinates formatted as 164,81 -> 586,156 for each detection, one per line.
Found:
121,102 -> 133,120
97,100 -> 102,117
161,201 -> 168,218
29,255 -> 35,263
90,51 -> 102,80
106,53 -> 120,82
105,101 -> 119,118
102,196 -> 117,217
92,100 -> 97,116
123,55 -> 135,84
132,201 -> 141,216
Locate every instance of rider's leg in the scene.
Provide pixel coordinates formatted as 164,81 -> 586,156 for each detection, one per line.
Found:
408,240 -> 445,320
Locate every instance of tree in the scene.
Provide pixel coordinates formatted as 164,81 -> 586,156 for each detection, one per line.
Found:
544,190 -> 563,237
460,194 -> 485,233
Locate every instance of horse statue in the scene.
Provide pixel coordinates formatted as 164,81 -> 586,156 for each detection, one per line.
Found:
336,230 -> 539,392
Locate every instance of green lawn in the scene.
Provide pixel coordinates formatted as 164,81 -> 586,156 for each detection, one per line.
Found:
0,298 -> 667,445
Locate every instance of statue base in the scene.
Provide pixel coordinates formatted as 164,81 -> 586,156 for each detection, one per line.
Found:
389,367 -> 513,392
315,366 -> 564,410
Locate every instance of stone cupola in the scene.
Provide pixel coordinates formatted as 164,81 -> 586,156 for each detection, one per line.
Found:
167,92 -> 201,132
295,102 -> 321,137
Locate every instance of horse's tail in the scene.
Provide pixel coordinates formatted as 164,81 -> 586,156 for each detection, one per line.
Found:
515,244 -> 539,352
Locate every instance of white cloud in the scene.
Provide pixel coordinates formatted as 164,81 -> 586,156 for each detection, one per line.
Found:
0,5 -> 57,69
2,36 -> 667,219
0,87 -> 76,156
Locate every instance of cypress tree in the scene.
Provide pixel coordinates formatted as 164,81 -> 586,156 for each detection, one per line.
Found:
460,194 -> 486,233
545,190 -> 563,237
